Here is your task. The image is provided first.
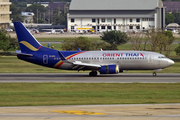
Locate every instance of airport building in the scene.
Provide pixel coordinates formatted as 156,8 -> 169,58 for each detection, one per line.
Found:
0,0 -> 11,29
67,0 -> 165,32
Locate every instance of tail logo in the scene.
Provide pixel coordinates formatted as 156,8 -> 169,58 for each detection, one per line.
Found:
20,41 -> 39,51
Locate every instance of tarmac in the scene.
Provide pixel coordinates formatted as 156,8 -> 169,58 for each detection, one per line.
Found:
0,104 -> 180,120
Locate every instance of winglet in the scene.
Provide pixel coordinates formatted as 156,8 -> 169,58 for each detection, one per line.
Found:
77,48 -> 81,51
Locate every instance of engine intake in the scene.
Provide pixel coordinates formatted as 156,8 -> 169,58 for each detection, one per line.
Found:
100,65 -> 119,74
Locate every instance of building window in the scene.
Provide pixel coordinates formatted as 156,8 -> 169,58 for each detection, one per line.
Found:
107,26 -> 111,29
107,18 -> 111,22
101,18 -> 105,22
136,26 -> 140,29
71,26 -> 74,29
114,26 -> 116,30
101,26 -> 105,29
142,18 -> 149,21
130,18 -> 133,22
114,18 -> 116,24
71,18 -> 74,22
136,18 -> 140,22
92,18 -> 96,22
97,26 -> 99,29
149,18 -> 154,21
129,26 -> 133,29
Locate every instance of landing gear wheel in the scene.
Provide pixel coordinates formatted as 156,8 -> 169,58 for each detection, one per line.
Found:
89,71 -> 97,76
153,72 -> 157,76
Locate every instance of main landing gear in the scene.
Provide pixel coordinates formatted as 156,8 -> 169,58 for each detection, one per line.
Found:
153,72 -> 157,76
89,71 -> 97,76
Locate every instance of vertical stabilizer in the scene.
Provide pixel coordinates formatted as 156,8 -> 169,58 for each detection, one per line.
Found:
14,22 -> 42,53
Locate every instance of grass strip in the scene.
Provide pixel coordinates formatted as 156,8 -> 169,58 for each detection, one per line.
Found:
0,83 -> 179,106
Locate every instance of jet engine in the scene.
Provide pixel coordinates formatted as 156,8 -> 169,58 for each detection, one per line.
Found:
100,65 -> 119,74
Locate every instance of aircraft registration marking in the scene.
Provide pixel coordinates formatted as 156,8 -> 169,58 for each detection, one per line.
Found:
52,110 -> 107,115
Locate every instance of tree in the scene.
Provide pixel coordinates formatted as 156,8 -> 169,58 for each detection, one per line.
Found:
10,3 -> 24,22
173,13 -> 180,25
0,31 -> 10,54
146,29 -> 175,57
61,37 -> 91,50
61,36 -> 111,51
127,32 -> 144,50
8,36 -> 19,50
175,44 -> 180,56
53,8 -> 66,25
146,29 -> 161,52
163,31 -> 175,57
100,30 -> 128,50
165,13 -> 175,25
26,4 -> 47,23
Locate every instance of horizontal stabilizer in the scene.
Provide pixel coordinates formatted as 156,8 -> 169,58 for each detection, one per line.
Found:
15,50 -> 33,56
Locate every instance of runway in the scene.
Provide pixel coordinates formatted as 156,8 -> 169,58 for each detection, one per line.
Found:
0,73 -> 180,83
1,73 -> 180,120
0,104 -> 180,120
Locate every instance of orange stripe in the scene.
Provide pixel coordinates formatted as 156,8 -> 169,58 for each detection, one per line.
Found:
54,61 -> 63,68
57,61 -> 64,68
66,51 -> 86,59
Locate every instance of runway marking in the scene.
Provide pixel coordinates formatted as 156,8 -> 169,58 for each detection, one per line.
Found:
52,110 -> 107,115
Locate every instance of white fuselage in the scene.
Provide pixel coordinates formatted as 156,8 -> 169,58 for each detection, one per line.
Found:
60,51 -> 174,71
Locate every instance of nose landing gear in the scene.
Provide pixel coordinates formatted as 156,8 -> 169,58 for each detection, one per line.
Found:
152,69 -> 162,76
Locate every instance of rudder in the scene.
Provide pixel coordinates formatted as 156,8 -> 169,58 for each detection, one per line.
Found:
14,22 -> 42,53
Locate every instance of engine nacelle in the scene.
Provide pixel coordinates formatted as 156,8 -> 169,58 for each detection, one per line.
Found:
100,65 -> 119,74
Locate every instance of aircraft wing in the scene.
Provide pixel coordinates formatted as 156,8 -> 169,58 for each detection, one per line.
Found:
59,51 -> 100,70
73,61 -> 101,67
72,61 -> 101,70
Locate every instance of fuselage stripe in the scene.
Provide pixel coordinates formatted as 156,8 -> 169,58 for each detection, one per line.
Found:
54,51 -> 86,68
66,51 -> 86,59
57,61 -> 64,68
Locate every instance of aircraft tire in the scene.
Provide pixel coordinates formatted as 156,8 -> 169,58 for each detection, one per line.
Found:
153,72 -> 157,76
89,71 -> 97,76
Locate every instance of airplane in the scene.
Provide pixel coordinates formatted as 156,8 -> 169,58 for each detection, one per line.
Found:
14,22 -> 174,76
42,29 -> 64,34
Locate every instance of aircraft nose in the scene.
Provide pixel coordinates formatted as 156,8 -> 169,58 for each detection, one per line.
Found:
168,59 -> 174,66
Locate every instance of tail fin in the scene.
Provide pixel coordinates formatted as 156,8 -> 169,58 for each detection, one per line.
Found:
14,22 -> 42,53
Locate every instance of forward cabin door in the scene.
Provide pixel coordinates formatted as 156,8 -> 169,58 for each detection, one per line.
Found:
148,54 -> 153,63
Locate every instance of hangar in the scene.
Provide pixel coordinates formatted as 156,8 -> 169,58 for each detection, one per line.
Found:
67,0 -> 165,32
